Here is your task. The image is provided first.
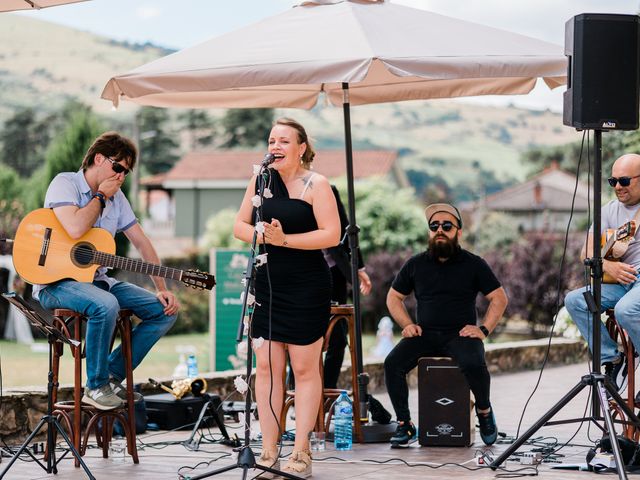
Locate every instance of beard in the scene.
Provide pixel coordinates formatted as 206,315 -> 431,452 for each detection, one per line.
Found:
428,234 -> 460,259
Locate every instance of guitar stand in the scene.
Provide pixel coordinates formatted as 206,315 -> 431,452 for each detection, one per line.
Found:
0,293 -> 95,480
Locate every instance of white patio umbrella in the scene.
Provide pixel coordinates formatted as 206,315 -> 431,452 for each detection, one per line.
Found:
102,0 -> 567,434
0,0 -> 87,12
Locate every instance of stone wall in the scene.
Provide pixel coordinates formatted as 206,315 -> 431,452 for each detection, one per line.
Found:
1,338 -> 586,442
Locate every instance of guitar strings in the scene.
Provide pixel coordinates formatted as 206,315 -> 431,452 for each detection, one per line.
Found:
15,243 -> 188,279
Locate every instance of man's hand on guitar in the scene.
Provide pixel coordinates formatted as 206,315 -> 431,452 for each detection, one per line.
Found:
156,290 -> 180,315
604,259 -> 638,285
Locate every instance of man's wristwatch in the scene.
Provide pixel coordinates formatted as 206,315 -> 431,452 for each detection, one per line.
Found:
479,325 -> 490,337
92,191 -> 106,209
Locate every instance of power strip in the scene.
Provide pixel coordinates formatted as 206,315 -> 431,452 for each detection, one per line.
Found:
520,452 -> 542,465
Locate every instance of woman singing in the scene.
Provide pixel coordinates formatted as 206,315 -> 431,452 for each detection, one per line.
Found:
234,118 -> 340,477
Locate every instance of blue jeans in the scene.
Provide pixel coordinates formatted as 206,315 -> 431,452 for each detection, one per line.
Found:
38,280 -> 177,389
565,278 -> 640,364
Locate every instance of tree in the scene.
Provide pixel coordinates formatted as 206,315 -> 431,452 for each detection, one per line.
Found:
28,109 -> 104,212
0,167 -> 25,254
178,109 -> 215,150
202,208 -> 246,250
0,108 -> 51,177
137,107 -> 180,174
522,130 -> 629,180
467,211 -> 520,256
220,109 -> 274,148
338,178 -> 426,258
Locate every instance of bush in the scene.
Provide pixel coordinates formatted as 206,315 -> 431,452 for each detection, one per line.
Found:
479,232 -> 582,334
168,287 -> 209,335
202,208 -> 246,250
114,252 -> 211,335
360,249 -> 416,332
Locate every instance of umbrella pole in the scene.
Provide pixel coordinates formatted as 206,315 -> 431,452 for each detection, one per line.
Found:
341,84 -> 396,442
341,82 -> 369,423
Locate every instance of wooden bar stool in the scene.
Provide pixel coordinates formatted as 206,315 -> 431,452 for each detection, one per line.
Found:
280,305 -> 364,443
605,309 -> 638,441
50,308 -> 139,464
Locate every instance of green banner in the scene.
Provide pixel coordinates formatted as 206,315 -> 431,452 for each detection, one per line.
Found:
209,248 -> 250,371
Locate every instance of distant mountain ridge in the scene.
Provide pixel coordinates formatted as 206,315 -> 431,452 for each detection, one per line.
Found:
0,14 -> 171,120
0,14 -> 581,182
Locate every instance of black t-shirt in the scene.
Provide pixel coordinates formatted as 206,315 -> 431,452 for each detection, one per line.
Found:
391,249 -> 501,332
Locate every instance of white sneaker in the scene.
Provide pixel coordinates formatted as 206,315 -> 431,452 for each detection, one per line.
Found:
109,377 -> 143,402
82,384 -> 124,410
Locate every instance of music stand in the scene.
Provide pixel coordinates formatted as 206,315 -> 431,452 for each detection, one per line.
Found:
490,131 -> 640,479
0,293 -> 95,480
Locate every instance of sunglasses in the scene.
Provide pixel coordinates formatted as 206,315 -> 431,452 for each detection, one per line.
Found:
105,156 -> 130,176
428,221 -> 457,232
607,174 -> 640,187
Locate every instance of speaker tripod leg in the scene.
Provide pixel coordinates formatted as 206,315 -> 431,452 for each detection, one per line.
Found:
596,378 -> 629,480
490,376 -> 588,470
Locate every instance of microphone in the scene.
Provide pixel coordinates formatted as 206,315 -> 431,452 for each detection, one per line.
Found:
261,153 -> 276,167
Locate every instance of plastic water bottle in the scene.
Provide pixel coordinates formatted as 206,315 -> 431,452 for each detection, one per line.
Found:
334,390 -> 353,451
172,353 -> 188,380
187,354 -> 199,378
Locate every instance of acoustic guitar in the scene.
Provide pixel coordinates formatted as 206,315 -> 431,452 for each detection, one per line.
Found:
12,209 -> 215,290
601,221 -> 636,284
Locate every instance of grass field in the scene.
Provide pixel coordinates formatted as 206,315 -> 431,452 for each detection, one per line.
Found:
0,333 -> 382,388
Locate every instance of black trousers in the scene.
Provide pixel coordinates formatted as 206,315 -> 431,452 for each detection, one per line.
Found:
323,266 -> 348,389
383,330 -> 491,422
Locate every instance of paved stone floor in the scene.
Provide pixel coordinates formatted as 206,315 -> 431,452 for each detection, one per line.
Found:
0,361 -> 633,479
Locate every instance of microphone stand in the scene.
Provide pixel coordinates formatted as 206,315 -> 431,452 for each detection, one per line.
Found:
190,155 -> 302,480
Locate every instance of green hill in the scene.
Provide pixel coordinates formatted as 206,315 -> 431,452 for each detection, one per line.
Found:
0,14 -> 170,119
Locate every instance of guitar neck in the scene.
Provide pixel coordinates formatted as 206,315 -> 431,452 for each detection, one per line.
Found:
601,235 -> 616,258
93,251 -> 183,282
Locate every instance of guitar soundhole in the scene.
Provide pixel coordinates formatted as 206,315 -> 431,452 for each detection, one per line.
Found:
71,242 -> 95,267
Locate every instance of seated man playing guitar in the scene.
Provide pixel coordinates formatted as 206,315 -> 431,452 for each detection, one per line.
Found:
32,132 -> 179,410
565,153 -> 640,394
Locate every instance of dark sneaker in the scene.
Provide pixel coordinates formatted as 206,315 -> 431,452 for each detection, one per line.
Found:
477,407 -> 498,446
390,421 -> 417,448
603,353 -> 625,391
82,384 -> 124,410
109,377 -> 143,402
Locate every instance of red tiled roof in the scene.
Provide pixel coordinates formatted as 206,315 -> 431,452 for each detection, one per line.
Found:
161,150 -> 397,181
139,172 -> 168,186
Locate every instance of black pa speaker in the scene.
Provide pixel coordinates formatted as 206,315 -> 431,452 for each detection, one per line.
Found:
563,13 -> 640,130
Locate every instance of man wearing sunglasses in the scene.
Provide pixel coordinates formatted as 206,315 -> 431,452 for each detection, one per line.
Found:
565,153 -> 640,398
384,203 -> 508,448
32,132 -> 179,410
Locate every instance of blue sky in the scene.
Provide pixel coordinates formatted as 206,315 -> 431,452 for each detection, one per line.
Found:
16,0 -> 640,111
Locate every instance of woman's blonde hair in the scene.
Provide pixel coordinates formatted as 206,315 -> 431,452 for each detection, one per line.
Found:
274,117 -> 316,169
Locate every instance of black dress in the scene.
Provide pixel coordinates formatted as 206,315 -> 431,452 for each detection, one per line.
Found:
250,169 -> 331,345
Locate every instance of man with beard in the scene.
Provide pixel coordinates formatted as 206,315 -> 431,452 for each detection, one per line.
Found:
565,153 -> 640,398
384,203 -> 508,447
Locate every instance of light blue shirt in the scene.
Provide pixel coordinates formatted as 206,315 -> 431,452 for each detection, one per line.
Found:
32,170 -> 137,299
